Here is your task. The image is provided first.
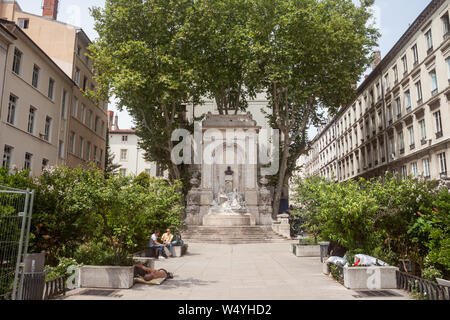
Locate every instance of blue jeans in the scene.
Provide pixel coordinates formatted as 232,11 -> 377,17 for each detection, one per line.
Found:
150,244 -> 164,257
164,240 -> 184,255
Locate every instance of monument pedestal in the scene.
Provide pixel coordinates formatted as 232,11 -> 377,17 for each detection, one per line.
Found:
203,214 -> 251,227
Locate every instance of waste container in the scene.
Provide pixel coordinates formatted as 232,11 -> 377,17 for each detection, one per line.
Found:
319,241 -> 330,263
21,253 -> 46,300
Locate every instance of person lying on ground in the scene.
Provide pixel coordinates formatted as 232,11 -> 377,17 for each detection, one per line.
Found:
134,264 -> 174,281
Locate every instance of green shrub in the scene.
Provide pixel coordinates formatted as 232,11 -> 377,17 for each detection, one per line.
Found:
45,257 -> 81,281
73,240 -> 134,266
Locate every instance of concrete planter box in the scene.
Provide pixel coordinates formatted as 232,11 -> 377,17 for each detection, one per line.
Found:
80,266 -> 134,289
293,244 -> 321,257
172,244 -> 188,257
343,266 -> 399,289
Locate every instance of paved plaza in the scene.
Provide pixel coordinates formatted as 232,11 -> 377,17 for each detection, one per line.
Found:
62,243 -> 412,300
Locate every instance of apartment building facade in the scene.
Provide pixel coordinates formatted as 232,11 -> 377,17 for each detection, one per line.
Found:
299,0 -> 450,183
0,20 -> 74,175
0,0 -> 108,170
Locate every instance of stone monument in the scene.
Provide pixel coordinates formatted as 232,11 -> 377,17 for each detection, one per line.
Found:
185,112 -> 274,227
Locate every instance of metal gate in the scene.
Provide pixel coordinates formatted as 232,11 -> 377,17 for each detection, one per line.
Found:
0,185 -> 34,300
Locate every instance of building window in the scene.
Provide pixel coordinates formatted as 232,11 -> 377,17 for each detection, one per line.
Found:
376,83 -> 381,100
434,110 -> 443,138
396,97 -> 402,118
32,64 -> 40,88
401,165 -> 407,180
58,140 -> 64,159
412,162 -> 418,177
430,70 -> 438,95
120,149 -> 128,161
94,146 -> 98,162
75,68 -> 80,85
122,135 -> 128,142
412,44 -> 419,66
48,78 -> 55,99
7,94 -> 17,125
390,136 -> 395,156
385,74 -> 390,91
387,104 -> 393,124
447,57 -> 450,81
438,152 -> 447,176
120,168 -> 127,176
408,126 -> 415,148
18,19 -> 29,29
145,169 -> 151,175
27,106 -> 36,134
402,55 -> 408,75
425,29 -> 433,53
393,65 -> 398,84
2,145 -> 13,168
99,149 -> 103,166
95,116 -> 99,133
42,158 -> 49,171
61,89 -> 67,118
81,104 -> 86,123
79,137 -> 84,158
24,153 -> 32,171
72,96 -> 78,117
44,116 -> 52,142
12,48 -> 22,74
86,141 -> 91,161
442,12 -> 450,37
69,132 -> 75,154
77,46 -> 81,56
419,119 -> 427,143
88,110 -> 93,129
405,90 -> 411,111
398,131 -> 405,154
423,158 -> 431,179
415,81 -> 423,104
83,77 -> 88,91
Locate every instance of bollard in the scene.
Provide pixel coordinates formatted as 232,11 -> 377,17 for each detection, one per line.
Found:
319,241 -> 330,263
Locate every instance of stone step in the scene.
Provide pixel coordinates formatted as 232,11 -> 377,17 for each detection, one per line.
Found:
182,225 -> 290,244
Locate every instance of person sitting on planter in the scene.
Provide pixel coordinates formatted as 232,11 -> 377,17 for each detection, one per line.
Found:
134,264 -> 174,281
161,228 -> 174,256
149,230 -> 169,259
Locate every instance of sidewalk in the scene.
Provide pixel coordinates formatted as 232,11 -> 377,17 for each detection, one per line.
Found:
62,243 -> 412,300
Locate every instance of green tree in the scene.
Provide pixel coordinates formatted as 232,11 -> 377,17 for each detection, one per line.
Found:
182,0 -> 263,114
253,0 -> 379,217
104,128 -> 121,178
89,0 -> 202,182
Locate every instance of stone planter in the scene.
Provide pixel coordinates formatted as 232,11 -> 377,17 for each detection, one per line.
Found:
80,266 -> 134,289
172,244 -> 188,257
343,266 -> 399,289
293,244 -> 321,257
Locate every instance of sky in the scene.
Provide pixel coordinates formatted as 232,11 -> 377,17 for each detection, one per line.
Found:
19,0 -> 434,136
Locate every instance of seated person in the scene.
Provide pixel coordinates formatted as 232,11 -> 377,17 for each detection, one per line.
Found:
161,228 -> 174,256
149,230 -> 168,259
134,264 -> 173,281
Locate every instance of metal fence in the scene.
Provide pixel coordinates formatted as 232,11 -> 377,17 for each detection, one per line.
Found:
0,185 -> 34,300
396,271 -> 450,300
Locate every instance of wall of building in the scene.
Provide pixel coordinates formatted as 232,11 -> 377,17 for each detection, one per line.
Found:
299,0 -> 450,183
0,23 -> 73,176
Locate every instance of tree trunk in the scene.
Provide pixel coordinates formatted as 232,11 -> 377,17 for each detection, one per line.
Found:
273,134 -> 290,219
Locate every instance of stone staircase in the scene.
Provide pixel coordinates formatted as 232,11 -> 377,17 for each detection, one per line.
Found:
181,225 -> 290,244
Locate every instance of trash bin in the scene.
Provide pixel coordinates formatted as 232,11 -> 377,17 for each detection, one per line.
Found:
319,241 -> 330,263
21,253 -> 46,300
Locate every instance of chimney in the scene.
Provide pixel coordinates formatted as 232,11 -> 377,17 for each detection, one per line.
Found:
108,111 -> 114,130
42,0 -> 59,20
372,50 -> 382,70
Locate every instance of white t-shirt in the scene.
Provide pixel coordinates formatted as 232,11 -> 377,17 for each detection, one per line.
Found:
150,234 -> 158,246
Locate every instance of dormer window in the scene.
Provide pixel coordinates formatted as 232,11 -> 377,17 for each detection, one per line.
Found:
18,19 -> 29,29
